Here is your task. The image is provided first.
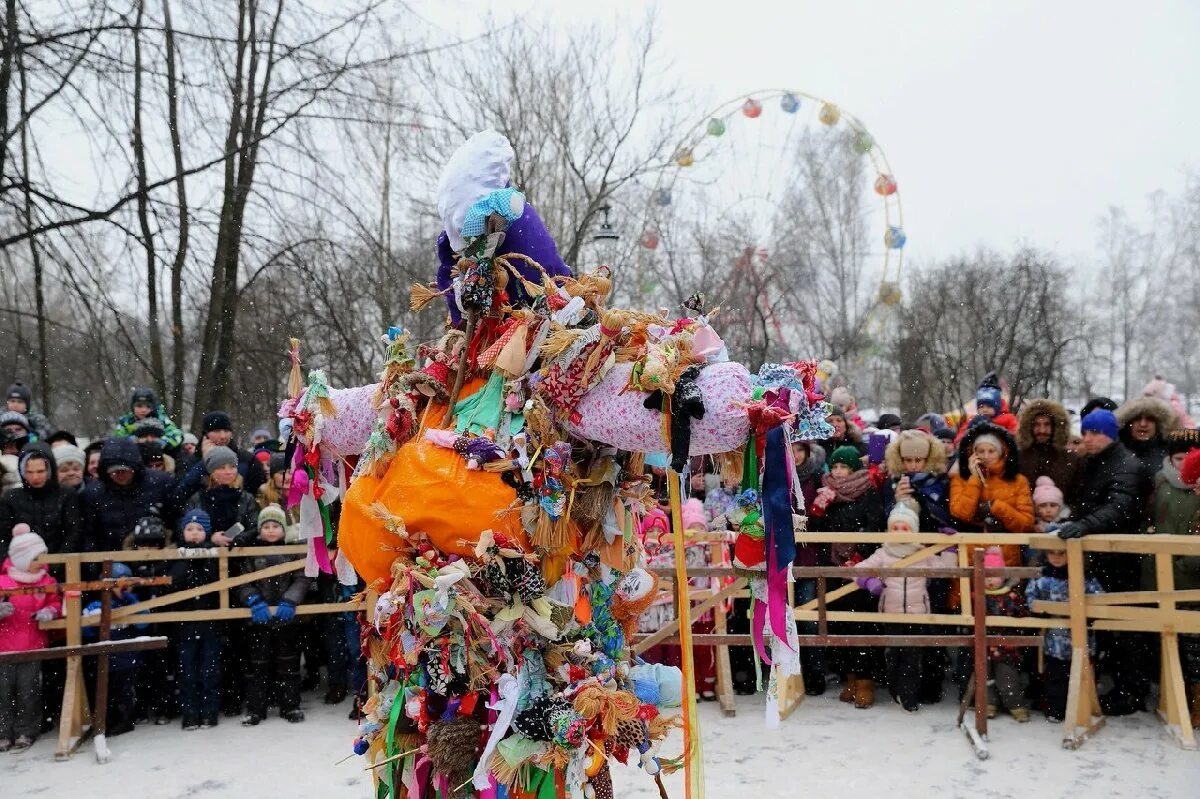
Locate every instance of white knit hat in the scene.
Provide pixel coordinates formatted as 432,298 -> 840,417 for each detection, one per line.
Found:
8,523 -> 47,572
888,503 -> 921,533
54,443 -> 86,468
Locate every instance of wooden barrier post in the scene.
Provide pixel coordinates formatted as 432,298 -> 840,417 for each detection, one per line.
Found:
1155,550 -> 1196,749
709,539 -> 737,718
55,557 -> 89,760
1061,537 -> 1104,749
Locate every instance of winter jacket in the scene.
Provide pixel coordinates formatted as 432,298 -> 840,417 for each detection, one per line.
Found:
234,539 -> 309,608
112,404 -> 184,450
0,562 -> 61,652
81,438 -> 177,553
0,443 -> 84,561
949,422 -> 1034,572
815,481 -> 886,566
1016,399 -> 1081,503
1025,565 -> 1103,659
856,542 -> 958,614
1140,462 -> 1200,595
167,553 -> 221,638
1070,440 -> 1147,535
83,593 -> 149,671
176,480 -> 258,540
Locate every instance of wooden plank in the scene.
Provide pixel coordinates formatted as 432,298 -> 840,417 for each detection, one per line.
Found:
709,542 -> 736,718
0,576 -> 171,596
793,609 -> 1064,629
218,550 -> 230,610
796,544 -> 951,611
1029,600 -> 1200,626
794,532 -> 1049,546
56,656 -> 81,759
652,565 -> 1037,579
38,544 -> 310,564
632,578 -> 746,656
93,563 -> 113,739
0,637 -> 169,665
1156,551 -> 1196,748
1086,588 -> 1200,606
972,549 -> 988,739
40,558 -> 306,627
641,634 -> 1041,647
44,600 -> 363,629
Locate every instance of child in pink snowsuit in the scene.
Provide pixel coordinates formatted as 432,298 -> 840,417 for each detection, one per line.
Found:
0,523 -> 61,750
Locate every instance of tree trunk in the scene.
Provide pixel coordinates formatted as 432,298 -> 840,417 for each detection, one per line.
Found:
17,50 -> 50,413
132,0 -> 166,399
162,0 -> 189,415
0,0 -> 16,188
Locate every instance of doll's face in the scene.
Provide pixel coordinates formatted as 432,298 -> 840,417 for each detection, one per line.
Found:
616,568 -> 655,601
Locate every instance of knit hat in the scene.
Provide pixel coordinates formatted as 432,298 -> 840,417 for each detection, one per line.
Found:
180,508 -> 213,536
975,372 -> 1002,412
7,523 -> 47,572
828,445 -> 863,472
201,410 -> 233,435
983,547 -> 1006,571
111,562 -> 133,580
1166,429 -> 1200,456
933,428 -> 956,442
54,443 -> 86,468
46,430 -> 77,447
915,413 -> 948,433
6,381 -> 31,408
269,454 -> 287,476
1080,397 -> 1118,419
251,427 -> 271,441
130,386 -> 157,409
972,433 -> 1003,455
133,417 -> 165,438
258,503 -> 288,531
1081,409 -> 1119,440
202,445 -> 238,473
1032,476 -> 1064,507
182,432 -> 198,447
0,410 -> 30,431
681,498 -> 707,531
876,413 -> 903,430
887,503 -> 920,533
898,430 -> 934,460
830,387 -> 855,410
1181,449 -> 1200,488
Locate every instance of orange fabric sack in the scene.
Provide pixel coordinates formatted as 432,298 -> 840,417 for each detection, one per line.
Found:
340,380 -> 530,587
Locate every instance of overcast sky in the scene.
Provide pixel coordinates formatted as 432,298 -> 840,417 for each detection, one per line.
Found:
435,0 -> 1199,269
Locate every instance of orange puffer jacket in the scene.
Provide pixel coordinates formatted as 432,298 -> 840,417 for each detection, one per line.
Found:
950,461 -> 1035,574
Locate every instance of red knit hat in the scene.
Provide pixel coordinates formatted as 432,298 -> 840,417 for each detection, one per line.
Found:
1181,448 -> 1200,488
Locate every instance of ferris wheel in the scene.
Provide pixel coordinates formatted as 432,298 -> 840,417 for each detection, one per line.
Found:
632,89 -> 906,356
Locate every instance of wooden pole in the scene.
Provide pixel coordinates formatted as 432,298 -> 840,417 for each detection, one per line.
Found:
1155,550 -> 1196,748
971,548 -> 988,739
668,469 -> 704,799
93,562 -> 114,741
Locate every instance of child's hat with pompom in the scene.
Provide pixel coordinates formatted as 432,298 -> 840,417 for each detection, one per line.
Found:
887,503 -> 920,533
7,523 -> 47,572
681,498 -> 707,531
983,546 -> 1006,570
1032,476 -> 1064,507
1181,448 -> 1200,488
258,503 -> 288,531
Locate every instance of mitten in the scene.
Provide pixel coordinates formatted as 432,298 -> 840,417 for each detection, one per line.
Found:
33,606 -> 58,622
1056,522 -> 1084,540
0,601 -> 14,619
274,600 -> 296,623
247,594 -> 270,624
856,576 -> 884,596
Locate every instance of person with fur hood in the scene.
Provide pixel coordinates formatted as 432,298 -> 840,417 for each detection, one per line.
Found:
1017,398 -> 1081,505
882,430 -> 953,533
950,422 -> 1035,570
1116,394 -> 1180,481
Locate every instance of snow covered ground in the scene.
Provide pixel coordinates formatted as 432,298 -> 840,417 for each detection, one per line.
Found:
5,692 -> 1197,798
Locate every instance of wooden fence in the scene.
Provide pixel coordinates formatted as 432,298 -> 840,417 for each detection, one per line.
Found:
36,545 -> 364,761
636,530 -> 1200,753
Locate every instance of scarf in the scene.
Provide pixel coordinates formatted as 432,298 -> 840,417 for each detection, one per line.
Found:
7,563 -> 48,584
821,469 -> 873,503
1161,458 -> 1189,490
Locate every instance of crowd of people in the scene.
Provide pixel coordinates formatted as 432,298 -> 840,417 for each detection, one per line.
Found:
660,373 -> 1200,727
0,371 -> 1198,753
0,384 -> 360,752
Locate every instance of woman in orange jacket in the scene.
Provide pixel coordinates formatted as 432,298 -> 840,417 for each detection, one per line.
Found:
950,422 -> 1035,568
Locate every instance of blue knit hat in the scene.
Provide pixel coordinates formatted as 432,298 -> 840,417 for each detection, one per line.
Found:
180,508 -> 213,536
1081,409 -> 1119,440
975,372 -> 1002,412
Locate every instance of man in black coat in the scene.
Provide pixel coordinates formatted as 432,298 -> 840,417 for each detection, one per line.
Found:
0,442 -> 84,560
81,438 -> 176,553
1056,409 -> 1151,715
